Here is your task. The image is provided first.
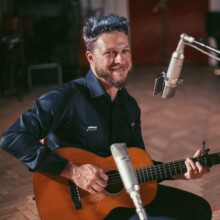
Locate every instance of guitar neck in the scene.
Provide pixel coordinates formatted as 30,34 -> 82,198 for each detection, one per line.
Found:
136,152 -> 220,183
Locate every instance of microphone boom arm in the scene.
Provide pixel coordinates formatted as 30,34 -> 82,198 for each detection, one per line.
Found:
184,42 -> 220,61
181,33 -> 220,59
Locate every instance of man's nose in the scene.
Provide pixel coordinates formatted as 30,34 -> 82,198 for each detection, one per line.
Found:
115,52 -> 124,62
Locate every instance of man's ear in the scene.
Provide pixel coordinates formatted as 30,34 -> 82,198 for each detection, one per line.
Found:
86,51 -> 93,63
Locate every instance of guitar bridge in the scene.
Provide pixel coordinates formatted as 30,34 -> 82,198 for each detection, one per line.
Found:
68,181 -> 82,209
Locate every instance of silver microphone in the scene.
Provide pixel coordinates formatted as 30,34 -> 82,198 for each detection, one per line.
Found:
153,33 -> 196,99
110,143 -> 148,220
153,33 -> 220,99
161,35 -> 185,99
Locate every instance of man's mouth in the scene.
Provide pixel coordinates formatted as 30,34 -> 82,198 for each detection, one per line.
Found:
110,66 -> 125,71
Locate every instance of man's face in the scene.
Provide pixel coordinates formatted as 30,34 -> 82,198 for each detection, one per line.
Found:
86,32 -> 132,89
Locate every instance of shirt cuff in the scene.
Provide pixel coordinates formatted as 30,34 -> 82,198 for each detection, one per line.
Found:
36,152 -> 69,176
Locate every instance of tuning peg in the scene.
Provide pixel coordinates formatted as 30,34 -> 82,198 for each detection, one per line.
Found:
202,141 -> 210,156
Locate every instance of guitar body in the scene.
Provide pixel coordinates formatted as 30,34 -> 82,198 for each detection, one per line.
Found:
33,147 -> 157,220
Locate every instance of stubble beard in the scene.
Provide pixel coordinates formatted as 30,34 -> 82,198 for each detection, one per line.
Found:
94,65 -> 132,89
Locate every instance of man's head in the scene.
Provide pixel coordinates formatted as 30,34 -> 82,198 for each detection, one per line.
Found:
83,13 -> 130,52
83,13 -> 132,89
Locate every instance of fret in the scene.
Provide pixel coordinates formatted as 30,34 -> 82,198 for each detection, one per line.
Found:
179,160 -> 184,174
149,166 -> 153,181
134,152 -> 220,184
139,168 -> 145,183
156,164 -> 167,180
196,153 -> 220,167
173,161 -> 177,175
161,163 -> 168,179
145,167 -> 150,182
143,168 -> 149,181
136,168 -> 142,183
202,156 -> 209,167
158,165 -> 163,179
150,166 -> 156,180
146,166 -> 154,181
137,168 -> 146,183
167,162 -> 173,177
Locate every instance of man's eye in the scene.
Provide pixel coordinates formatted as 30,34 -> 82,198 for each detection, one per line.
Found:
106,51 -> 115,55
122,49 -> 130,54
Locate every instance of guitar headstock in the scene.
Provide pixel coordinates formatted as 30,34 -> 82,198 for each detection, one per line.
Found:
202,141 -> 210,156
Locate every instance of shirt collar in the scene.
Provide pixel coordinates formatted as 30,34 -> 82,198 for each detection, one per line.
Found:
85,70 -> 106,98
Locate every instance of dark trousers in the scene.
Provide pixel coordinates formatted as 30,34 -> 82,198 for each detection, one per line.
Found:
105,184 -> 212,220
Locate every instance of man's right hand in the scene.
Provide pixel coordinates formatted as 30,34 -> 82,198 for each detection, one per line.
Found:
60,161 -> 108,194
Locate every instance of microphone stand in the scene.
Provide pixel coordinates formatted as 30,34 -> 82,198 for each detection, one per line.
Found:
129,185 -> 148,220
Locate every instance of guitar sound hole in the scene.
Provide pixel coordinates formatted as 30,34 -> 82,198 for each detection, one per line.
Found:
104,170 -> 124,194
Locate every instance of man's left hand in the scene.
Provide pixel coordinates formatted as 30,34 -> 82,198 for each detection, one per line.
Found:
184,149 -> 210,179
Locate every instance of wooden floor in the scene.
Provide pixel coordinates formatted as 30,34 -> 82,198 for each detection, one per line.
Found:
0,65 -> 220,219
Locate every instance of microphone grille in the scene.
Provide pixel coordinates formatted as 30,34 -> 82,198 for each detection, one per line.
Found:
161,85 -> 176,99
110,143 -> 127,158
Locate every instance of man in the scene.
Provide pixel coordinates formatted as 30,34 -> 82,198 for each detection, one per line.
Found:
0,13 -> 212,220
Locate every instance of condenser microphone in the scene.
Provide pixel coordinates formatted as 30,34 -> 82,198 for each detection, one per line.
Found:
110,143 -> 148,220
161,35 -> 185,99
153,33 -> 195,99
153,33 -> 220,99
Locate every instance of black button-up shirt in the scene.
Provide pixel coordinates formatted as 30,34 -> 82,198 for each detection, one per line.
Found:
0,70 -> 145,175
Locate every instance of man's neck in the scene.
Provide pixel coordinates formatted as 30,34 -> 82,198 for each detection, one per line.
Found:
105,87 -> 118,101
92,71 -> 118,101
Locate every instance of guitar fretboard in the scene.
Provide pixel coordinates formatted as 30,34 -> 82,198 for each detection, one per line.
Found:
136,152 -> 220,183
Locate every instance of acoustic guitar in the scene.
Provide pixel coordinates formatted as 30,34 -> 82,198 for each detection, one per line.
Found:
33,147 -> 220,220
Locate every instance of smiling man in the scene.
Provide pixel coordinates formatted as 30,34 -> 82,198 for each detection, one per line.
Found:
87,32 -> 132,90
0,13 -> 211,220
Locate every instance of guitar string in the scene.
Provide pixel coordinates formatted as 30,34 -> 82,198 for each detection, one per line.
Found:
105,153 -> 220,189
107,153 -> 220,181
107,153 -> 220,180
106,153 -> 220,180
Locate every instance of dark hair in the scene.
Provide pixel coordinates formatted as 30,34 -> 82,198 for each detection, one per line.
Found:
83,13 -> 130,51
